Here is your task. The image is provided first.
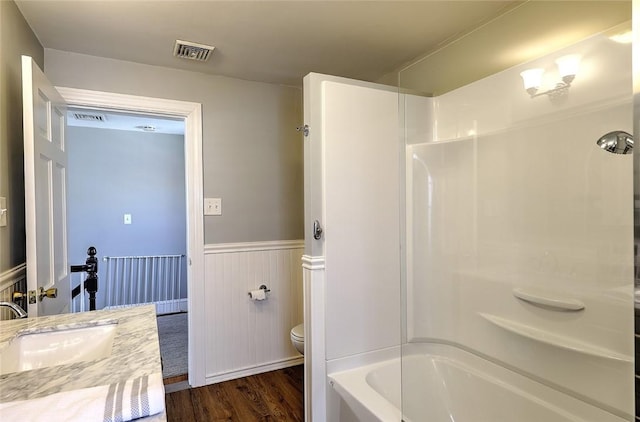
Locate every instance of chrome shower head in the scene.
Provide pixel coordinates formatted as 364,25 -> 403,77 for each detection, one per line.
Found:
596,130 -> 633,155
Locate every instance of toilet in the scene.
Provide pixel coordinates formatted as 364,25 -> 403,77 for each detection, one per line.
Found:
290,323 -> 304,355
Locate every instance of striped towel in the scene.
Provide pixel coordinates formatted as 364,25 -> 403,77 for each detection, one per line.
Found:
0,373 -> 165,422
104,373 -> 164,421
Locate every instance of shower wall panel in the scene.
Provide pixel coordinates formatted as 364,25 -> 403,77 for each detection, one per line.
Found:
303,73 -> 403,420
322,80 -> 401,361
405,29 -> 634,417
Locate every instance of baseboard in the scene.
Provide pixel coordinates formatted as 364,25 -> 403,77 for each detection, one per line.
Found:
155,298 -> 188,315
205,356 -> 304,385
105,298 -> 188,315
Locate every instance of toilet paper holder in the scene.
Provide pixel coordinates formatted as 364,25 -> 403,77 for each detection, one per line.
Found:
247,284 -> 271,297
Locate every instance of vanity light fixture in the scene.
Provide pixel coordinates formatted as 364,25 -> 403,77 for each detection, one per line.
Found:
520,54 -> 581,99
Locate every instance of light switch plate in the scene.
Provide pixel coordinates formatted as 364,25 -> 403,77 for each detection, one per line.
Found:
204,198 -> 222,216
124,213 -> 132,225
0,197 -> 6,227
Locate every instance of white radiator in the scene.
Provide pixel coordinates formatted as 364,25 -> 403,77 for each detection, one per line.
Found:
104,254 -> 187,315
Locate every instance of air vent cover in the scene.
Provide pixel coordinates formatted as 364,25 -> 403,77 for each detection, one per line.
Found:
173,40 -> 215,62
72,112 -> 106,122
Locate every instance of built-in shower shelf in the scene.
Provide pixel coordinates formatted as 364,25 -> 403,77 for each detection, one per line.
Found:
512,288 -> 585,311
479,313 -> 632,363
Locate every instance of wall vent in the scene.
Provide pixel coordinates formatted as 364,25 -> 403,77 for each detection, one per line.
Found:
72,112 -> 107,122
173,40 -> 215,62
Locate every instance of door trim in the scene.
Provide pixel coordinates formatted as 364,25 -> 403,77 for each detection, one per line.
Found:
56,87 -> 206,388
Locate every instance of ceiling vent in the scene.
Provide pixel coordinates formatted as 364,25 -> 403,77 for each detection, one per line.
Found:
173,40 -> 215,62
72,112 -> 107,122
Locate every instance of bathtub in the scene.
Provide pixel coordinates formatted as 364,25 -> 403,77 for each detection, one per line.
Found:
328,343 -> 629,422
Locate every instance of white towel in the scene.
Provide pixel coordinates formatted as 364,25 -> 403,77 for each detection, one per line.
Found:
0,373 -> 165,422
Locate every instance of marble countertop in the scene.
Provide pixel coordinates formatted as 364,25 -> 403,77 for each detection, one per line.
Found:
0,305 -> 166,420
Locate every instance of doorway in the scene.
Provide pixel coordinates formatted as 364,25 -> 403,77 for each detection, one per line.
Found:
57,87 -> 206,388
66,107 -> 188,382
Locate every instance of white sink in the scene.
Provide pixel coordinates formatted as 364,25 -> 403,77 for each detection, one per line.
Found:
0,323 -> 118,375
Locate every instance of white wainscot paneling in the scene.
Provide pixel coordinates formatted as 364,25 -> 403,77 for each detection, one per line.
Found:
204,241 -> 304,384
0,264 -> 27,320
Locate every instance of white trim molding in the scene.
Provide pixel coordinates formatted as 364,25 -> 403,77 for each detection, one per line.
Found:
205,240 -> 304,254
302,256 -> 327,422
206,356 -> 304,385
0,263 -> 27,292
302,255 -> 325,270
57,87 -> 206,388
56,87 -> 201,117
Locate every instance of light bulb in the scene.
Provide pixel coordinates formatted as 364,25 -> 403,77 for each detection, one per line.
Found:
555,54 -> 580,83
520,68 -> 544,95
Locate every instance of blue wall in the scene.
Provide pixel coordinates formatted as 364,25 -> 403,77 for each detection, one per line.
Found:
67,126 -> 186,310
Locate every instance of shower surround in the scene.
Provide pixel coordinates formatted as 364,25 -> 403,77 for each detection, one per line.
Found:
401,21 -> 634,422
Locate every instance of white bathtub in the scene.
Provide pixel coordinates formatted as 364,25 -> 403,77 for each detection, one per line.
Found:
328,343 -> 629,422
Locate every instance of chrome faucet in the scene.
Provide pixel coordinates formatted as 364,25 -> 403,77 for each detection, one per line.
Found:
0,302 -> 28,319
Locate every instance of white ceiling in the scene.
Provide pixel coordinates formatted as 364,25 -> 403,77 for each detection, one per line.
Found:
15,1 -> 519,87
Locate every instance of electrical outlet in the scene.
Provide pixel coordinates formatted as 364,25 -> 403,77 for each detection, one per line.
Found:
204,198 -> 222,216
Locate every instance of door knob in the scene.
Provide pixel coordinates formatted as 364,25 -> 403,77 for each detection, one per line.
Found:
12,290 -> 35,304
38,287 -> 57,301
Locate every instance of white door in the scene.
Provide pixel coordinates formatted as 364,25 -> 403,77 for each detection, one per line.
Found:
22,56 -> 70,317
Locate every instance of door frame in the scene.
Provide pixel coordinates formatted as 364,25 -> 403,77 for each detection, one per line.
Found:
57,87 -> 206,388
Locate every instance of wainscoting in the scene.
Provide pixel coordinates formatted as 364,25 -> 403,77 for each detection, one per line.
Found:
204,240 -> 304,384
0,264 -> 26,320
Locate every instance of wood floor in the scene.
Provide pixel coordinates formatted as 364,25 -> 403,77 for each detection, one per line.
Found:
165,365 -> 304,422
164,373 -> 188,385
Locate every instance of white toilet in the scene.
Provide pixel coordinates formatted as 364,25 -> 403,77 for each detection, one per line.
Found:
290,323 -> 304,355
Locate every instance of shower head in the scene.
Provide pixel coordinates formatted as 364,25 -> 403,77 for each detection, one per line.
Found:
596,130 -> 633,154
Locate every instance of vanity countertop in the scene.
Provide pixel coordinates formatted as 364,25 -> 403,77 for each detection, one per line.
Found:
0,305 -> 166,421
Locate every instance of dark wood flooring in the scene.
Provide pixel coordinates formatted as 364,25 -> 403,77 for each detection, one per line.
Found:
165,365 -> 304,422
164,374 -> 188,385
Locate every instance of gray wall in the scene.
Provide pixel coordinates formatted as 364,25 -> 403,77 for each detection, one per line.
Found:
67,126 -> 187,309
45,49 -> 304,244
0,1 -> 44,273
